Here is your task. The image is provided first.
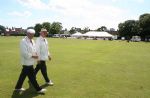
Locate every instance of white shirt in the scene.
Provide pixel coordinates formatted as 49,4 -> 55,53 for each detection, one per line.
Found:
36,36 -> 50,61
20,36 -> 37,66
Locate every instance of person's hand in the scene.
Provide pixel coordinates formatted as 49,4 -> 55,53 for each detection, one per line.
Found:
48,56 -> 51,61
32,55 -> 38,59
37,60 -> 40,64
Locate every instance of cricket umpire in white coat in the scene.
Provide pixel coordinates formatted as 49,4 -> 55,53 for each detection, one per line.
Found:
15,29 -> 46,93
35,28 -> 53,85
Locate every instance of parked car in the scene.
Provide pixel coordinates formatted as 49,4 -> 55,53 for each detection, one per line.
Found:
131,36 -> 141,42
52,34 -> 60,38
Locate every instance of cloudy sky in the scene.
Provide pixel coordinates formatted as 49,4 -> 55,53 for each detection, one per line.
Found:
0,0 -> 149,30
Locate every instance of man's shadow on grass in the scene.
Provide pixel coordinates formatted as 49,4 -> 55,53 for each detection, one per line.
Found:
11,82 -> 49,98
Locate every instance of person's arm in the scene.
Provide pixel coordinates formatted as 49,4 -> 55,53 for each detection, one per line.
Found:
46,39 -> 51,60
48,55 -> 51,60
35,38 -> 40,60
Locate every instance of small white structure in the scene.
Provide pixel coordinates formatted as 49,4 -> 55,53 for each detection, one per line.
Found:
121,37 -> 125,40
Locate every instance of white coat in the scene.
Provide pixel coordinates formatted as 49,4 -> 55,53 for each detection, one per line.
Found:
20,36 -> 37,66
36,36 -> 50,61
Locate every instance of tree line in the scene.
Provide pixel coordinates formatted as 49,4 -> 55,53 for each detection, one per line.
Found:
28,22 -> 63,37
0,22 -> 63,37
0,22 -> 113,36
0,13 -> 150,41
118,13 -> 150,41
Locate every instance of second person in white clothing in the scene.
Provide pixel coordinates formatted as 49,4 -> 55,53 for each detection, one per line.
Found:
35,28 -> 54,85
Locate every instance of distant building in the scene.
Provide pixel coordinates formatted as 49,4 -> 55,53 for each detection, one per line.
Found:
5,27 -> 25,36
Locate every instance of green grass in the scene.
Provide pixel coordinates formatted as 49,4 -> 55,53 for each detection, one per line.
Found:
0,36 -> 150,98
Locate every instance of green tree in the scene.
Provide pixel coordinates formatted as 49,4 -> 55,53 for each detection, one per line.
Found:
49,22 -> 62,34
42,22 -> 51,32
27,26 -> 34,29
83,27 -> 90,33
69,27 -> 76,34
0,25 -> 5,35
118,20 -> 139,39
97,26 -> 107,31
34,23 -> 42,37
139,13 -> 150,41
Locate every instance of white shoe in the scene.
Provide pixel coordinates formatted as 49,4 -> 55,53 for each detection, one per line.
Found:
46,80 -> 54,86
15,88 -> 25,91
37,89 -> 47,93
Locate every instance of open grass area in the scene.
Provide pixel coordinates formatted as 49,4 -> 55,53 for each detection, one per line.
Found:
0,36 -> 150,98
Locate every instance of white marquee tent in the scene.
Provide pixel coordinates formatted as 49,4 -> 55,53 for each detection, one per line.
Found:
82,31 -> 114,38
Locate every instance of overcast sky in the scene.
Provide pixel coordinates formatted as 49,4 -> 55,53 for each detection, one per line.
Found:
0,0 -> 150,30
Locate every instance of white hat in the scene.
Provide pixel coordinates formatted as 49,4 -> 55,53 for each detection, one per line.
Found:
27,29 -> 35,34
40,28 -> 47,32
